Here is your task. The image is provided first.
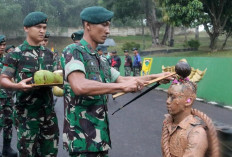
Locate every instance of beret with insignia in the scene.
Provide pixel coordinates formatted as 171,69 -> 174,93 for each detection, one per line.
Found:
71,30 -> 84,41
0,35 -> 6,44
80,6 -> 114,24
124,50 -> 128,52
23,11 -> 48,27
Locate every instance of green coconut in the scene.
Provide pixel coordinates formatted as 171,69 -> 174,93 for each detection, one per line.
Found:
53,86 -> 64,96
34,70 -> 55,84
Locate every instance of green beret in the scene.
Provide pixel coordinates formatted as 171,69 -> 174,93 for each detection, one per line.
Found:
96,46 -> 102,51
71,30 -> 84,41
45,31 -> 50,38
5,45 -> 15,52
23,12 -> 48,27
80,6 -> 114,24
0,35 -> 6,44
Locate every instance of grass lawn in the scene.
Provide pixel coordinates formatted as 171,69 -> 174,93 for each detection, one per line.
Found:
6,31 -> 232,57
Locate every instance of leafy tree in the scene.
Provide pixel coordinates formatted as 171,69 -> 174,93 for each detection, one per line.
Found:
0,0 -> 23,34
161,0 -> 232,51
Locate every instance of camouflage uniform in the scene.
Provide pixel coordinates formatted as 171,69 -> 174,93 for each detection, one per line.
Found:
63,39 -> 120,156
124,55 -> 132,76
53,51 -> 61,70
61,43 -> 77,69
0,55 -> 14,143
1,40 -> 59,157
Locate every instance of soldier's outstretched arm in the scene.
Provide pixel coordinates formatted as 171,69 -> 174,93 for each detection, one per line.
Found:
116,72 -> 173,84
68,71 -> 143,96
0,74 -> 32,91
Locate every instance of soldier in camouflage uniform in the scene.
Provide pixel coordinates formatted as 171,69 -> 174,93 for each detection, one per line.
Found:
61,30 -> 84,70
62,6 -> 172,157
71,30 -> 84,43
0,35 -> 18,157
0,12 -> 59,157
41,32 -> 61,71
124,50 -> 132,76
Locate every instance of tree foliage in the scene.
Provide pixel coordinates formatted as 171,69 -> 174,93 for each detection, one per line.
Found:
161,0 -> 203,27
161,0 -> 232,51
0,0 -> 98,34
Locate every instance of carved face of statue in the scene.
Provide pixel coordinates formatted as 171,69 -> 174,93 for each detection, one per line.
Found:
167,81 -> 197,117
166,85 -> 188,116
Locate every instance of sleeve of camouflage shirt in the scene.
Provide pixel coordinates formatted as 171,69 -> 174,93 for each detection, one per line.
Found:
110,67 -> 120,83
1,51 -> 19,78
64,48 -> 86,81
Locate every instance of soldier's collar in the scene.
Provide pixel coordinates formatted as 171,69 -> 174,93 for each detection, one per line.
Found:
80,39 -> 97,55
24,40 -> 44,50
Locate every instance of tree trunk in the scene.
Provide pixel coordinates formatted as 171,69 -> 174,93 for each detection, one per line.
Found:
209,34 -> 219,51
184,27 -> 187,42
220,31 -> 232,50
144,0 -> 163,47
204,23 -> 220,52
195,26 -> 199,40
169,26 -> 174,47
161,24 -> 170,45
155,26 -> 160,45
141,18 -> 145,50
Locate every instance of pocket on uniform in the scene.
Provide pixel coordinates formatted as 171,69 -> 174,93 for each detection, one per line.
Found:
19,67 -> 36,83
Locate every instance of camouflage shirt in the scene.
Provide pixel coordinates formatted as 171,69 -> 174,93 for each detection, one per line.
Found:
61,43 -> 77,69
1,40 -> 56,107
63,39 -> 120,153
0,55 -> 13,98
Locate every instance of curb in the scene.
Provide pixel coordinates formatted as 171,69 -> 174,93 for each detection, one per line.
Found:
155,87 -> 232,111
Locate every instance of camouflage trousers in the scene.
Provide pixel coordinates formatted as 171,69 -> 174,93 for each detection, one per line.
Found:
0,98 -> 14,141
70,151 -> 108,157
113,67 -> 120,72
14,105 -> 59,157
124,67 -> 132,76
133,67 -> 141,76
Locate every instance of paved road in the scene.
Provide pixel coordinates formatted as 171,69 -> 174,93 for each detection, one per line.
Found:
0,89 -> 232,157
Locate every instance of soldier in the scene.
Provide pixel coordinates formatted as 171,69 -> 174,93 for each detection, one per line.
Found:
41,32 -> 61,70
5,45 -> 15,53
0,12 -> 59,157
132,47 -> 142,76
62,6 -> 172,157
123,50 -> 132,76
61,30 -> 84,70
71,30 -> 84,43
0,35 -> 17,157
111,50 -> 121,71
97,46 -> 103,56
40,31 -> 50,47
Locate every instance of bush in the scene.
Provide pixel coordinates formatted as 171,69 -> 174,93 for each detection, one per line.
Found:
122,42 -> 140,52
187,39 -> 200,49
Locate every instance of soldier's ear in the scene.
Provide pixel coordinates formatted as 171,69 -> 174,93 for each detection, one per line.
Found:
85,22 -> 91,31
24,27 -> 29,33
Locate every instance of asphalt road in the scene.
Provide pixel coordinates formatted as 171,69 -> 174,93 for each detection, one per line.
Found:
0,89 -> 232,157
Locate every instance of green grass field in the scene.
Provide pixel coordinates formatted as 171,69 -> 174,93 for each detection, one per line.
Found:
6,31 -> 232,57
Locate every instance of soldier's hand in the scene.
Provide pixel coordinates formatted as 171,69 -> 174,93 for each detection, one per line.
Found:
18,77 -> 33,91
122,78 -> 147,93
